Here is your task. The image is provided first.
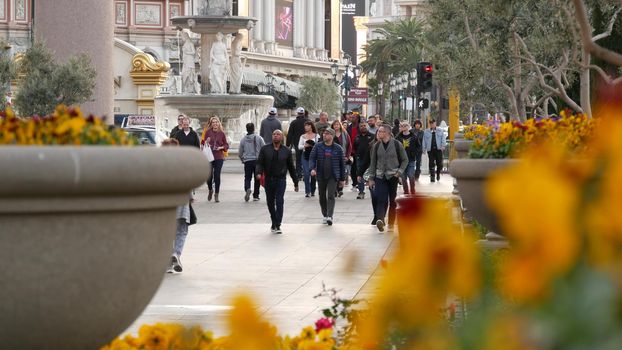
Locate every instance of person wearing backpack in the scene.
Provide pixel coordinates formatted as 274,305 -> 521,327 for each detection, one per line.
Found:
239,122 -> 265,202
364,124 -> 408,232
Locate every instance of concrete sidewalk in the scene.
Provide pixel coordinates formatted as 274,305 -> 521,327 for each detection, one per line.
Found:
124,162 -> 454,337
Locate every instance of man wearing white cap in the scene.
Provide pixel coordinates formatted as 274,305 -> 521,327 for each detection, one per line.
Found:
286,107 -> 309,180
259,107 -> 282,144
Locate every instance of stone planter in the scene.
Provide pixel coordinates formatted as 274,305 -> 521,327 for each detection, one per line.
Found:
0,146 -> 210,350
449,158 -> 516,237
453,139 -> 474,159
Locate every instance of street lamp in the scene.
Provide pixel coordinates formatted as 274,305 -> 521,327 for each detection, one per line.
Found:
390,78 -> 397,119
330,62 -> 339,85
378,81 -> 384,116
409,69 -> 417,124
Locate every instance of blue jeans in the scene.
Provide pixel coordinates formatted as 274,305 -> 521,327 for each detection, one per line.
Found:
301,158 -> 316,195
374,176 -> 399,225
207,159 -> 224,192
244,160 -> 261,198
265,177 -> 286,227
173,218 -> 188,257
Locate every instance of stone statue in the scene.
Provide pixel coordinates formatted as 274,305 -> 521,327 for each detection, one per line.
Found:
209,32 -> 229,94
200,0 -> 231,15
229,32 -> 244,94
181,31 -> 198,94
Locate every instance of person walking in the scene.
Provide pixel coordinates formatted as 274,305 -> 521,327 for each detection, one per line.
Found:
366,115 -> 379,135
298,120 -> 319,197
346,113 -> 361,191
309,128 -> 346,226
396,121 -> 417,194
202,116 -> 229,202
170,114 -> 185,138
365,124 -> 408,232
239,122 -> 265,202
314,111 -> 330,135
256,130 -> 299,234
411,119 -> 424,180
331,119 -> 351,197
162,138 -> 195,273
422,119 -> 446,183
172,116 -> 200,148
286,107 -> 309,180
260,107 -> 282,144
354,121 -> 375,199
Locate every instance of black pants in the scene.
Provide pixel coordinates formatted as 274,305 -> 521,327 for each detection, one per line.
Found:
243,160 -> 261,199
295,149 -> 303,179
374,176 -> 399,225
265,177 -> 286,227
318,177 -> 338,217
415,152 -> 422,179
428,149 -> 443,178
350,157 -> 358,186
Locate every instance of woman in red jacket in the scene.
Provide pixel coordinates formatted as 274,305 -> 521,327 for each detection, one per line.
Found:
202,116 -> 229,202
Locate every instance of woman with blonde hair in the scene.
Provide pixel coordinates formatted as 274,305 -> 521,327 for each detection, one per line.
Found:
201,116 -> 229,202
331,119 -> 352,197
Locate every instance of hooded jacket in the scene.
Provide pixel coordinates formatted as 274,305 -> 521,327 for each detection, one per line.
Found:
259,115 -> 282,144
239,133 -> 265,162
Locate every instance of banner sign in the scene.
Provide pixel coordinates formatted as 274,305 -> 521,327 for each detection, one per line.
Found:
348,88 -> 368,104
275,0 -> 294,47
341,0 -> 365,65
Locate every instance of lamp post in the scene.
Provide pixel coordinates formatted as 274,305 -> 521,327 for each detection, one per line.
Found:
378,81 -> 384,116
330,62 -> 339,86
409,69 -> 417,124
397,76 -> 404,121
390,78 -> 396,119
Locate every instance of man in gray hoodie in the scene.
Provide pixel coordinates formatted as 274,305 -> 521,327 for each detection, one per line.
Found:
259,107 -> 282,144
239,122 -> 266,201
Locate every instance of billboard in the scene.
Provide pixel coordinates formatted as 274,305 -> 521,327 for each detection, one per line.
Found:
348,88 -> 368,104
341,0 -> 365,65
275,0 -> 293,47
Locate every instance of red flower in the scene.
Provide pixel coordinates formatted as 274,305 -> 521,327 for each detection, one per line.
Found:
314,317 -> 334,332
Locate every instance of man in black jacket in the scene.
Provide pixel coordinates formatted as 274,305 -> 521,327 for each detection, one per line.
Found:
354,121 -> 375,199
285,107 -> 308,180
256,129 -> 299,234
169,114 -> 184,138
173,117 -> 200,148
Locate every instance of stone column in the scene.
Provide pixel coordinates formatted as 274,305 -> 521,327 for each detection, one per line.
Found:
305,0 -> 315,59
35,0 -> 114,121
263,0 -> 275,54
252,0 -> 264,53
293,0 -> 304,57
314,0 -> 325,60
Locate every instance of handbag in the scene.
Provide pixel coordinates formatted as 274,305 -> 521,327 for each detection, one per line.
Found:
260,172 -> 266,187
189,203 -> 197,225
202,144 -> 215,162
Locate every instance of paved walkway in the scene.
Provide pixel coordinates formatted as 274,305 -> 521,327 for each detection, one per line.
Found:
124,160 -> 454,337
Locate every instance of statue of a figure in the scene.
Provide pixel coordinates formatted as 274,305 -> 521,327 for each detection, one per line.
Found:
229,32 -> 244,94
209,32 -> 229,94
181,31 -> 198,94
201,0 -> 231,15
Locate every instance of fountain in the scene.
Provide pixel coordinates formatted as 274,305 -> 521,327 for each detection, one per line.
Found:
156,0 -> 274,145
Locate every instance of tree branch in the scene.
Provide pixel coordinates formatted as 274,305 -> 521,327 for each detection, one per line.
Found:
572,0 -> 622,67
593,6 -> 622,42
588,64 -> 622,85
462,11 -> 479,50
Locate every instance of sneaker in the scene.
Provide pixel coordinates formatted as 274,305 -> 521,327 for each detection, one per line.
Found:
371,217 -> 377,225
253,197 -> 260,201
166,266 -> 174,274
376,220 -> 385,232
326,217 -> 333,226
270,225 -> 277,233
337,191 -> 343,198
171,255 -> 183,272
245,189 -> 251,202
311,193 -> 315,197
275,226 -> 283,234
305,193 -> 310,198
437,173 -> 441,181
430,177 -> 436,183
208,190 -> 213,201
356,192 -> 365,199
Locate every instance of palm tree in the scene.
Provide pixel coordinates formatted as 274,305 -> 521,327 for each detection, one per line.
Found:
360,18 -> 425,116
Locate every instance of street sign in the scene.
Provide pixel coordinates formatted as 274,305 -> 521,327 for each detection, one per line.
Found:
347,88 -> 368,104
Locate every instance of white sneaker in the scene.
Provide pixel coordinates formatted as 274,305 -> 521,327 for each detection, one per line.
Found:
376,220 -> 385,232
322,217 -> 328,224
326,217 -> 333,226
171,255 -> 182,273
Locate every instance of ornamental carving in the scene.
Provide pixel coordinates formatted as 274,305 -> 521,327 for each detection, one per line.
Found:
131,53 -> 171,73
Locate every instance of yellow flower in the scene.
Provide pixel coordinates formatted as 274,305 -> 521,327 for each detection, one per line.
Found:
357,197 -> 480,347
137,323 -> 180,350
227,294 -> 280,350
300,326 -> 316,340
486,145 -> 581,302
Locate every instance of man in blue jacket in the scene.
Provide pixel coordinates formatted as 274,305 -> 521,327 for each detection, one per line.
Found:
422,119 -> 447,182
309,128 -> 346,226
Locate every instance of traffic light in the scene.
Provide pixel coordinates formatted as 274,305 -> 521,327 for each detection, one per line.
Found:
417,62 -> 433,92
419,98 -> 429,109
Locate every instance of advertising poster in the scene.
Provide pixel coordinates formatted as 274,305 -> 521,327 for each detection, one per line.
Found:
275,0 -> 294,47
341,0 -> 365,65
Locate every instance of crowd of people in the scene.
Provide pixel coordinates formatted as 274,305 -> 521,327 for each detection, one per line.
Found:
167,108 -> 447,248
